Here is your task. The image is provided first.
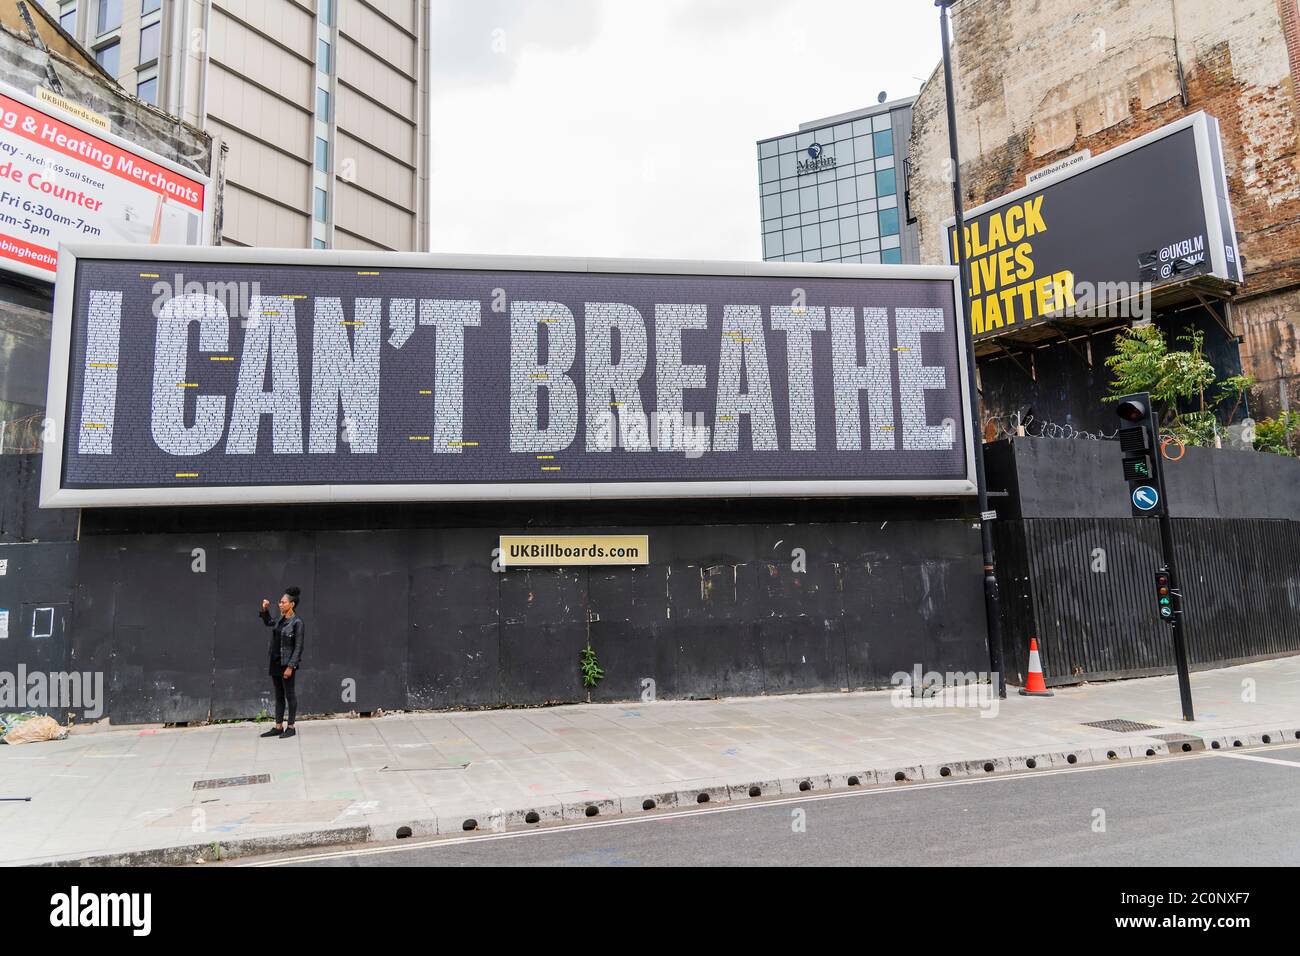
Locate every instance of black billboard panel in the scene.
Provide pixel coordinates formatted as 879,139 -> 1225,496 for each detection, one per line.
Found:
944,112 -> 1242,341
42,248 -> 976,506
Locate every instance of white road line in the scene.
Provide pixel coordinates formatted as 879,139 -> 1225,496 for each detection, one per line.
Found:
1211,751 -> 1300,769
240,747 -> 1268,867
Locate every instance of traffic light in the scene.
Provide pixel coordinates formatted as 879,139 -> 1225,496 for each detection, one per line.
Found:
1154,568 -> 1174,624
1115,392 -> 1164,516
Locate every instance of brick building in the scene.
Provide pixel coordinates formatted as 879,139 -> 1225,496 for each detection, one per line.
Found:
909,0 -> 1300,428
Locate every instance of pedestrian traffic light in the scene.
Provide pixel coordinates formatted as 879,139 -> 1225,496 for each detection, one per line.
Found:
1115,392 -> 1164,517
1154,568 -> 1174,623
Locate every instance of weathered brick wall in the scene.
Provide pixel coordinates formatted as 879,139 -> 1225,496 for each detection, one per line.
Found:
910,0 -> 1300,416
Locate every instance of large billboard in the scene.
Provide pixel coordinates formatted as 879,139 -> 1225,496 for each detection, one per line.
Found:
42,247 -> 976,506
943,111 -> 1241,341
0,81 -> 211,282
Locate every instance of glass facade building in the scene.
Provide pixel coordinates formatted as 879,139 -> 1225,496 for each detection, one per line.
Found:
757,98 -> 919,264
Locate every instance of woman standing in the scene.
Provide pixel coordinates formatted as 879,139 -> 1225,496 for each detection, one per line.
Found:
258,586 -> 305,738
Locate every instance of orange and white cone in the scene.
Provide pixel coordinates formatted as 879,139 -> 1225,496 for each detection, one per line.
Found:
1019,637 -> 1054,697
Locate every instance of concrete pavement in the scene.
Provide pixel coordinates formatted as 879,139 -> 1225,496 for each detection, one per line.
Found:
3,655 -> 1299,865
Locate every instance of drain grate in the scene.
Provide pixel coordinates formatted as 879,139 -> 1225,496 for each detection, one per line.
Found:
1081,718 -> 1163,733
193,773 -> 271,791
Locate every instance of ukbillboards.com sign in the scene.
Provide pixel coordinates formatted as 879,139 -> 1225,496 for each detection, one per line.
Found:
0,81 -> 211,282
42,248 -> 976,507
943,111 -> 1241,341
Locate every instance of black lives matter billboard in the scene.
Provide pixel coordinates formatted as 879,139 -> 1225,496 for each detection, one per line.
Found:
943,111 -> 1242,341
42,247 -> 975,507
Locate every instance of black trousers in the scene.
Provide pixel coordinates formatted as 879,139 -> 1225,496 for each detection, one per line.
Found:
270,664 -> 297,725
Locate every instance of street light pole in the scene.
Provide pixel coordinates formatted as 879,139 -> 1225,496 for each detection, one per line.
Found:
936,0 -> 1006,697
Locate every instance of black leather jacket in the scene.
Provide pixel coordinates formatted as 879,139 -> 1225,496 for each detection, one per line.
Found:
259,608 -> 304,669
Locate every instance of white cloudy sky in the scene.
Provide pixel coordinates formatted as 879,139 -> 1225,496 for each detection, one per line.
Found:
429,0 -> 942,261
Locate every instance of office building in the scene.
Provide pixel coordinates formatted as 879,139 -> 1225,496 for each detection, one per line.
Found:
41,0 -> 431,251
757,97 -> 919,265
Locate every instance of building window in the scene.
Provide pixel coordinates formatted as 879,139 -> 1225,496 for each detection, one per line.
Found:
876,167 -> 897,197
136,73 -> 158,105
97,0 -> 122,35
314,187 -> 327,222
318,39 -> 331,73
142,0 -> 161,12
873,129 -> 893,158
320,0 -> 333,26
316,87 -> 329,122
879,207 -> 900,237
95,39 -> 120,76
58,0 -> 77,33
313,238 -> 327,249
139,20 -> 160,64
881,247 -> 903,264
315,137 -> 329,172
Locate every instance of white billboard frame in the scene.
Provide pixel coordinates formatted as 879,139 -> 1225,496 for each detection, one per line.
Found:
42,244 -> 977,507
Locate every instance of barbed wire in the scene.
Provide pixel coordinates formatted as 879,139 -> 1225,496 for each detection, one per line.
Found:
984,412 -> 1120,442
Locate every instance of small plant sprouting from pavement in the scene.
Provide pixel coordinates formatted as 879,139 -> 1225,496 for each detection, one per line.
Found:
580,642 -> 605,689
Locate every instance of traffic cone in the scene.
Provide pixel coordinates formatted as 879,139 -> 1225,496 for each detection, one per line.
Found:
1019,637 -> 1054,697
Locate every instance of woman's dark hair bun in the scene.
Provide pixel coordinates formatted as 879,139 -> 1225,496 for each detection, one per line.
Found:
284,586 -> 301,606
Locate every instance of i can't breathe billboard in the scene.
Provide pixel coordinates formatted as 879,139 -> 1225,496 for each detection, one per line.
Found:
43,248 -> 976,506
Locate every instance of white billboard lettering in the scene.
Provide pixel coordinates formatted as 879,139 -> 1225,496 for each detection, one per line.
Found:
713,305 -> 777,452
830,306 -> 895,451
771,306 -> 826,452
422,299 -> 481,454
226,297 -> 303,455
308,297 -> 381,454
510,301 -> 578,453
585,302 -> 649,453
150,293 -> 229,456
896,308 -> 953,451
77,291 -> 122,454
654,304 -> 709,453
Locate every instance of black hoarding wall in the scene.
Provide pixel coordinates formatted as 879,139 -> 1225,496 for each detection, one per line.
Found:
987,438 -> 1300,685
1,456 -> 80,718
976,303 -> 1244,437
63,491 -> 987,724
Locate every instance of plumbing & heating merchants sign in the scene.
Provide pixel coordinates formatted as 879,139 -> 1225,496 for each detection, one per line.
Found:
0,81 -> 210,282
42,248 -> 976,507
943,111 -> 1242,341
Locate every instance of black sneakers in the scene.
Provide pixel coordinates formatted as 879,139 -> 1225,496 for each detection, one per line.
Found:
280,727 -> 297,738
259,727 -> 283,738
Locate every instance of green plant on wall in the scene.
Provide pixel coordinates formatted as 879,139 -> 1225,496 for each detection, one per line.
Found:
1104,325 -> 1260,450
579,642 -> 604,689
1253,412 -> 1300,456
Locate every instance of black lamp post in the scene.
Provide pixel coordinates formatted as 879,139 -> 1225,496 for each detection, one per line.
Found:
935,0 -> 1006,697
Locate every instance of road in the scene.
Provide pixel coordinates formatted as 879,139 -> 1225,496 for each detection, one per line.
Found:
239,744 -> 1300,867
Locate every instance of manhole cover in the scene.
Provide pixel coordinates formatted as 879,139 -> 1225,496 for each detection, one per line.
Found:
193,773 -> 271,790
1081,718 -> 1163,733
